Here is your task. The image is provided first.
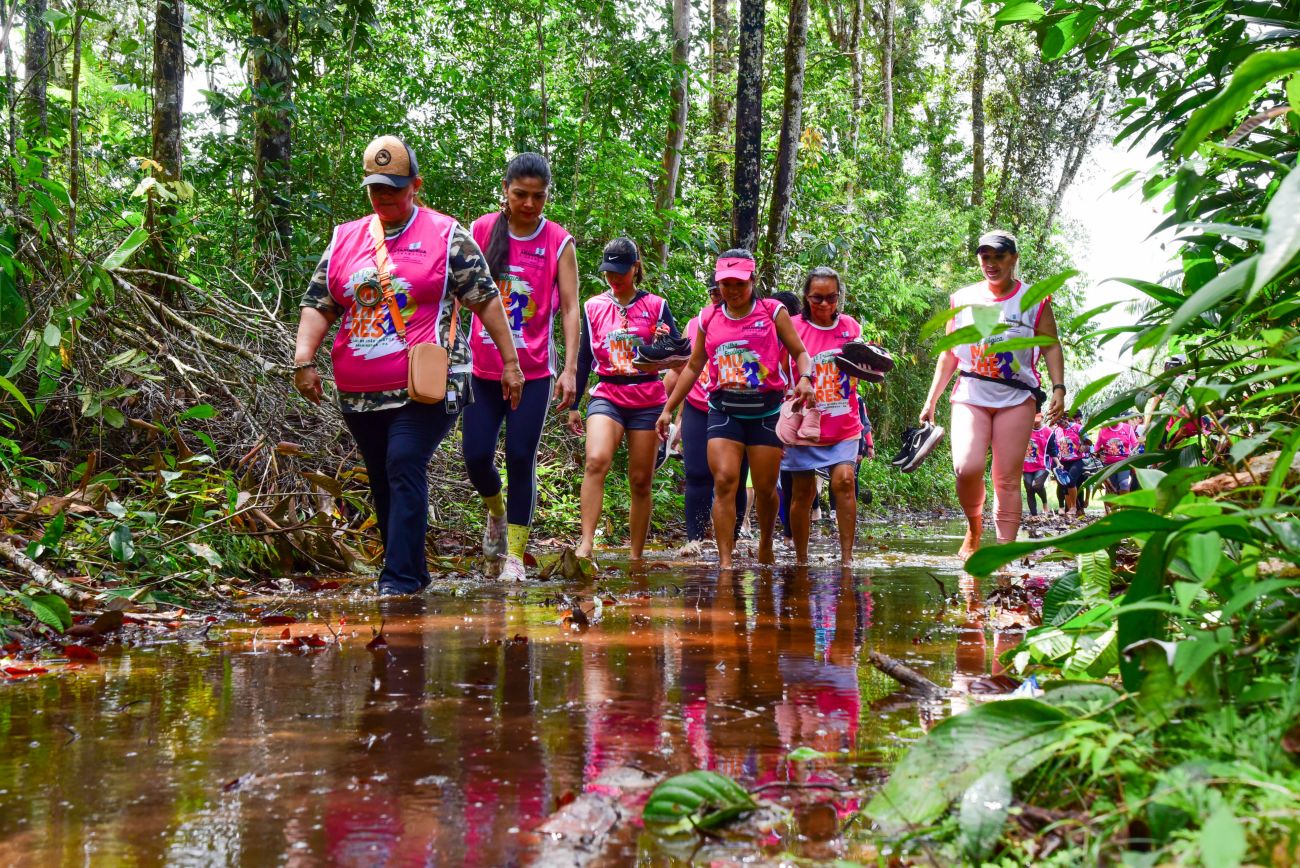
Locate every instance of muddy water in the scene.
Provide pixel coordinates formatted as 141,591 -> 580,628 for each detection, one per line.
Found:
0,520 -> 1031,865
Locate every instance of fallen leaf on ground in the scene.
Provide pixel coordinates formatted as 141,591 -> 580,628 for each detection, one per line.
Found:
261,615 -> 296,627
62,645 -> 99,662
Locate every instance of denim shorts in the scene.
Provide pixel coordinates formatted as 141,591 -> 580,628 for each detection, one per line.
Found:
587,397 -> 664,431
706,408 -> 783,448
1105,468 -> 1134,492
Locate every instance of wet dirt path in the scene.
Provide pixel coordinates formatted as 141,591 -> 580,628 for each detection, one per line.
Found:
0,519 -> 1040,865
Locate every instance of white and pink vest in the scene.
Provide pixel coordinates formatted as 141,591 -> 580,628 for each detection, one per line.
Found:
683,315 -> 712,413
1097,422 -> 1138,465
326,207 -> 456,394
699,297 -> 787,396
1054,423 -> 1083,462
585,291 -> 669,408
1024,425 -> 1052,473
791,313 -> 863,445
468,213 -> 573,381
949,279 -> 1048,409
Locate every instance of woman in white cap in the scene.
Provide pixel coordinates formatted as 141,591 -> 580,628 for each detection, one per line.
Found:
918,230 -> 1066,558
657,248 -> 815,570
568,238 -> 679,561
293,135 -> 523,594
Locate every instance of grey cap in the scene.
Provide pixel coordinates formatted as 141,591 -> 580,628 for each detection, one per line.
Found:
976,230 -> 1018,254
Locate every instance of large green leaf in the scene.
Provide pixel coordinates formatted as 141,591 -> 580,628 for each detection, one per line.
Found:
102,227 -> 149,270
1252,165 -> 1300,294
964,512 -> 1183,576
866,699 -> 1075,830
958,771 -> 1012,860
1019,268 -> 1078,312
1118,534 -> 1171,691
0,373 -> 33,416
1199,805 -> 1247,867
25,593 -> 72,632
1140,257 -> 1255,351
994,1 -> 1046,24
643,770 -> 756,830
1175,49 -> 1300,158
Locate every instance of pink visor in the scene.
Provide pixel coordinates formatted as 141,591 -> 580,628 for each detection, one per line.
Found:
714,257 -> 755,282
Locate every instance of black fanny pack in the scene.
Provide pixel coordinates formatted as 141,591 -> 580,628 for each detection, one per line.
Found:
598,373 -> 658,385
959,371 -> 1047,410
709,388 -> 784,418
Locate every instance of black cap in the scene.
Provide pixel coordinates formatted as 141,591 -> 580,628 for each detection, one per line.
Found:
599,238 -> 640,274
1164,354 -> 1186,370
976,230 -> 1018,254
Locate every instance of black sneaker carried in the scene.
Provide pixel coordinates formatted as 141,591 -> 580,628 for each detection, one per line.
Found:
903,424 -> 945,473
892,426 -> 923,467
836,341 -> 895,377
633,334 -> 692,371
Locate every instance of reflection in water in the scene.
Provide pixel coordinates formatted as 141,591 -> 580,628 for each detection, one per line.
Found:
0,524 -> 998,863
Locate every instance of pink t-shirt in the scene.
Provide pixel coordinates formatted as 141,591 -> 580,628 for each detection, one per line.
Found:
1097,422 -> 1138,465
1024,425 -> 1052,473
1053,423 -> 1083,461
791,313 -> 863,445
468,213 -> 573,381
585,291 -> 669,408
683,315 -> 712,412
700,298 -> 788,396
326,208 -> 455,393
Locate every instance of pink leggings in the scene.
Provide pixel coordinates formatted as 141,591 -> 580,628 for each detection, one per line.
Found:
950,399 -> 1036,543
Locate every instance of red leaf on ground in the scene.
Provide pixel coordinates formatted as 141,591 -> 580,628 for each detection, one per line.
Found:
123,615 -> 146,625
602,597 -> 617,606
366,633 -> 388,650
261,615 -> 296,626
204,616 -> 218,624
3,641 -> 21,654
523,552 -> 538,567
4,666 -> 48,678
302,634 -> 327,648
91,610 -> 126,634
280,628 -> 291,640
318,581 -> 341,591
62,645 -> 99,662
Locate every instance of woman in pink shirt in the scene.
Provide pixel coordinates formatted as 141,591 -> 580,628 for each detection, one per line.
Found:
1022,414 -> 1051,517
657,249 -> 815,570
569,238 -> 679,560
1096,418 -> 1138,495
783,268 -> 865,567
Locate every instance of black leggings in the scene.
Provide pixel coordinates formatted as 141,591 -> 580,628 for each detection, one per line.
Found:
1023,469 -> 1048,515
681,403 -> 747,542
462,375 -> 552,527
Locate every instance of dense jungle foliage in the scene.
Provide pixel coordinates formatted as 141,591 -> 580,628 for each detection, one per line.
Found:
0,0 -> 1097,603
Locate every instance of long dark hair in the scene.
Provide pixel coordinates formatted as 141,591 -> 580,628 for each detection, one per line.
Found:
484,152 -> 552,281
800,266 -> 845,319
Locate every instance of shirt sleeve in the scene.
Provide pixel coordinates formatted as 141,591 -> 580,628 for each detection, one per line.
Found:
571,305 -> 594,411
445,224 -> 501,308
659,301 -> 680,340
300,242 -> 344,317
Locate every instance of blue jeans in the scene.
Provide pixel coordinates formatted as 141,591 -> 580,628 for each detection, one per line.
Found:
681,403 -> 747,542
343,400 -> 457,594
462,375 -> 552,526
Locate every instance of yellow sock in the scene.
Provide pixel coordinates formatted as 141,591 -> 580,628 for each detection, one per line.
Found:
483,492 -> 506,518
507,524 -> 529,560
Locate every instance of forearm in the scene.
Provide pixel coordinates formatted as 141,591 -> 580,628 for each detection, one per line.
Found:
663,361 -> 702,414
561,304 -> 580,374
1042,343 -> 1065,390
924,352 -> 958,407
295,308 -> 333,364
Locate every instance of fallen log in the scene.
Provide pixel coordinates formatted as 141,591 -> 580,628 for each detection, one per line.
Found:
1191,450 -> 1300,497
869,650 -> 951,698
0,539 -> 96,604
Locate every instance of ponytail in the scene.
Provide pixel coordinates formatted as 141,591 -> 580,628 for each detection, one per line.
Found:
484,152 -> 553,281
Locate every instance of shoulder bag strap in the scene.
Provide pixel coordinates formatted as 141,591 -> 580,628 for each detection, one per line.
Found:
369,216 -> 408,344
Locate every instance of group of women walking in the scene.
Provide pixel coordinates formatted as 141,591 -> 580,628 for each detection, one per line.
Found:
293,136 -> 1067,594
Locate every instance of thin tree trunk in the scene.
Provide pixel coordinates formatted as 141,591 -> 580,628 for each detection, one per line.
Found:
761,0 -> 809,289
21,0 -> 46,143
849,0 -> 863,125
1040,91 -> 1106,243
536,11 -> 549,161
2,0 -> 17,176
990,116 -> 1016,227
970,24 -> 987,209
67,6 -> 83,244
654,0 -> 691,265
150,0 -> 184,290
882,0 -> 894,139
709,0 -> 735,225
731,0 -> 765,251
252,0 -> 293,268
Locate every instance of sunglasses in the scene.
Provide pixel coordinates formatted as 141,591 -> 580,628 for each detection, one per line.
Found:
806,294 -> 838,304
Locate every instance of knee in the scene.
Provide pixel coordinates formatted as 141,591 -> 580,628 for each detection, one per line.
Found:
584,453 -> 613,477
954,464 -> 985,486
628,469 -> 653,497
462,434 -> 496,466
713,471 -> 740,495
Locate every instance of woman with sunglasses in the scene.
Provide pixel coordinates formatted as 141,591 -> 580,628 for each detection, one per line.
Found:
569,238 -> 679,561
657,249 -> 815,570
783,267 -> 865,567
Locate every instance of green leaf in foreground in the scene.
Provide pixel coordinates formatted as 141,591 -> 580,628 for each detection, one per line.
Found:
1199,804 -> 1246,867
958,770 -> 1012,860
102,227 -> 150,270
109,524 -> 135,562
1175,49 -> 1300,158
1252,163 -> 1300,295
1019,268 -> 1078,312
964,511 -> 1183,576
867,700 -> 1075,831
26,593 -> 73,632
642,770 -> 757,830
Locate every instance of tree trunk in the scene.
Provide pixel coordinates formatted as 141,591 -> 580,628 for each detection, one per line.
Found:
970,24 -> 987,209
990,116 -> 1016,227
536,11 -> 549,161
849,0 -> 863,125
881,0 -> 894,139
1040,91 -> 1106,243
731,0 -> 765,251
654,0 -> 691,264
3,0 -> 17,175
251,0 -> 293,267
760,0 -> 808,290
150,0 -> 184,283
67,6 -> 83,244
21,0 -> 47,142
709,0 -> 735,225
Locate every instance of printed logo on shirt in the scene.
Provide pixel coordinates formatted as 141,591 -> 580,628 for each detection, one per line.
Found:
479,266 -> 536,349
343,266 -> 414,359
408,242 -> 422,251
811,350 -> 851,416
715,340 -> 767,389
605,328 -> 643,375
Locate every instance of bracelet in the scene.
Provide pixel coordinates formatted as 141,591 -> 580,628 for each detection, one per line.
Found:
292,362 -> 316,372
800,372 -> 814,382
1052,383 -> 1066,393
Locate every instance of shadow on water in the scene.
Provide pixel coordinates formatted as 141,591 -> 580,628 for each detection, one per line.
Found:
0,519 -> 1038,864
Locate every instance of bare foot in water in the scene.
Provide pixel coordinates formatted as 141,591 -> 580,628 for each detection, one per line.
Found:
757,540 -> 775,565
957,518 -> 982,559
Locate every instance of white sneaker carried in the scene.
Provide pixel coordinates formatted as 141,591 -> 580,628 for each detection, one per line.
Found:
483,512 -> 508,559
499,555 -> 527,582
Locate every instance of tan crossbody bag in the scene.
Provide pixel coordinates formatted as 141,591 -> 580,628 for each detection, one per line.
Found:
370,216 -> 458,404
